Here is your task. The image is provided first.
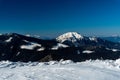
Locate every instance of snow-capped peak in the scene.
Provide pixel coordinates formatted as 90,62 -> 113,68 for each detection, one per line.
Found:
56,32 -> 84,42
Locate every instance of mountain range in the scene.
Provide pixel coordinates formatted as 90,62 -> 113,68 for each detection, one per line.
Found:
101,36 -> 120,43
0,32 -> 120,62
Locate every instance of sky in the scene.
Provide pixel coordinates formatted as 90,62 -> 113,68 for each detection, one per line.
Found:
0,0 -> 120,37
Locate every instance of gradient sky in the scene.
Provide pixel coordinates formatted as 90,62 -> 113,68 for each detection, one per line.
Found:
0,0 -> 120,37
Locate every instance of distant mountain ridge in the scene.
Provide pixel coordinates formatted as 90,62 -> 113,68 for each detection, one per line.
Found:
101,36 -> 120,43
0,32 -> 120,62
56,32 -> 120,49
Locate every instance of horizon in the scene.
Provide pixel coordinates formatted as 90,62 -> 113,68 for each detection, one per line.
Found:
0,0 -> 120,37
1,32 -> 120,39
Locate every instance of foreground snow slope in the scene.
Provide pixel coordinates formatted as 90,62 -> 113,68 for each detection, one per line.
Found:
0,60 -> 120,80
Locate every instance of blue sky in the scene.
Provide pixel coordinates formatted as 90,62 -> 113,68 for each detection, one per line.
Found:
0,0 -> 120,37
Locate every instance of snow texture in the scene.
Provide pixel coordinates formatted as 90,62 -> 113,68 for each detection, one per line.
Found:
89,37 -> 98,42
82,50 -> 94,54
56,32 -> 84,43
25,34 -> 31,37
0,59 -> 120,80
112,49 -> 119,52
106,48 -> 119,52
37,47 -> 45,51
51,43 -> 69,50
5,37 -> 12,42
21,42 -> 41,50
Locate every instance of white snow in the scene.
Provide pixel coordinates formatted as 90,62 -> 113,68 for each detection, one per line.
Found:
89,37 -> 98,42
51,43 -> 69,50
21,42 -> 41,50
56,32 -> 84,43
37,47 -> 45,51
82,50 -> 94,54
112,49 -> 119,52
0,59 -> 120,80
23,40 -> 29,43
5,37 -> 12,42
106,48 -> 119,52
25,34 -> 31,37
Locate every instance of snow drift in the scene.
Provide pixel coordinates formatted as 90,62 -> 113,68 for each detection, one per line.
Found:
0,59 -> 120,80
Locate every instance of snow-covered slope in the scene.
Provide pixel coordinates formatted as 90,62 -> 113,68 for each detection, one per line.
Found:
56,32 -> 120,50
51,43 -> 69,50
56,32 -> 86,47
56,32 -> 100,47
21,42 -> 42,50
82,50 -> 94,54
56,32 -> 98,43
0,59 -> 120,80
56,32 -> 84,43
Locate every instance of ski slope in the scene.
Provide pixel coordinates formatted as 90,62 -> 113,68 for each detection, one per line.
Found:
0,60 -> 120,80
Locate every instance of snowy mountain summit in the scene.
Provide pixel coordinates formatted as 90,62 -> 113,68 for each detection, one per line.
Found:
56,32 -> 84,43
56,32 -> 99,47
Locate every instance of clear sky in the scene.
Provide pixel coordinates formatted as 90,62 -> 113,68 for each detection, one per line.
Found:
0,0 -> 120,37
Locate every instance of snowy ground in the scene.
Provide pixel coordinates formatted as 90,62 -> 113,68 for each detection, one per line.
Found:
0,59 -> 120,80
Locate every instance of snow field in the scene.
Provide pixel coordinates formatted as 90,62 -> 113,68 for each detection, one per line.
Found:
0,60 -> 120,80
